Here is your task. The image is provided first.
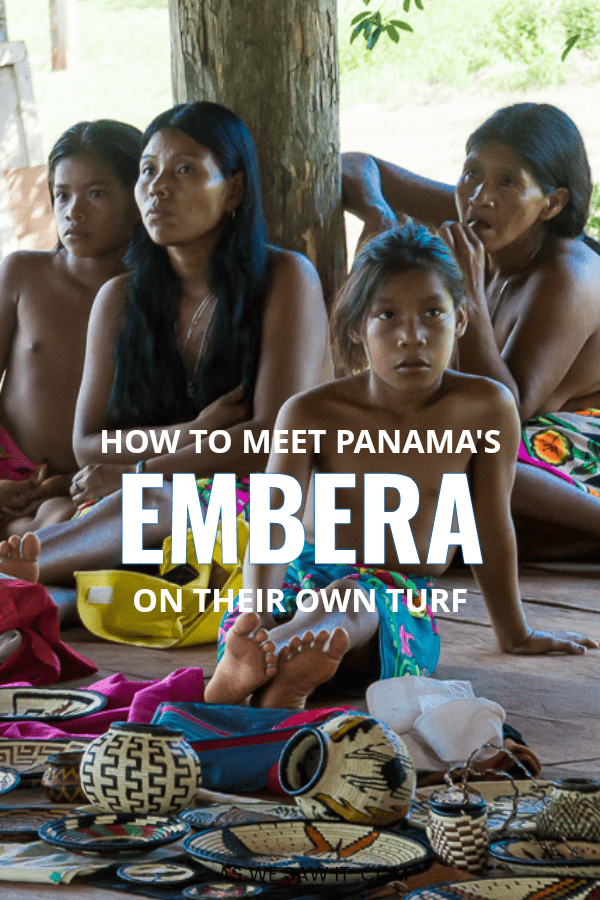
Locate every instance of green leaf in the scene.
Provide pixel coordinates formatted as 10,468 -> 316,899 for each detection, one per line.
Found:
386,24 -> 400,43
390,19 -> 414,32
351,11 -> 371,25
367,25 -> 383,50
415,0 -> 424,9
571,461 -> 596,476
561,34 -> 580,62
362,0 -> 371,5
350,20 -> 369,43
403,0 -> 410,10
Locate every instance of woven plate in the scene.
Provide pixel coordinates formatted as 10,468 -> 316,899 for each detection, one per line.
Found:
490,838 -> 600,877
183,819 -> 430,884
0,806 -> 72,841
404,876 -> 600,899
407,781 -> 552,833
0,766 -> 19,794
0,688 -> 106,721
117,860 -> 197,884
39,812 -> 189,856
183,885 -> 264,898
180,803 -> 305,830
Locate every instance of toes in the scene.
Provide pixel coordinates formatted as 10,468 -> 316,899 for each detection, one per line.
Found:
264,652 -> 278,673
252,628 -> 268,645
21,533 -> 41,561
287,636 -> 303,656
312,629 -> 330,651
8,535 -> 20,553
232,612 -> 260,637
261,640 -> 276,655
0,540 -> 10,559
299,630 -> 315,649
327,627 -> 350,660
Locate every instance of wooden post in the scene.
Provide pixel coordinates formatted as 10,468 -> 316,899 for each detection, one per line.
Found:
49,0 -> 77,71
0,0 -> 8,43
168,0 -> 346,304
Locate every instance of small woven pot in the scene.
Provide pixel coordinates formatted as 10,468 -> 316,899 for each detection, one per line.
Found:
41,751 -> 87,804
80,723 -> 201,815
537,778 -> 600,842
279,713 -> 415,827
426,792 -> 489,874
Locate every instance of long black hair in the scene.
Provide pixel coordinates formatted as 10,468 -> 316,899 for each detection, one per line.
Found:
106,101 -> 269,428
466,103 -> 591,238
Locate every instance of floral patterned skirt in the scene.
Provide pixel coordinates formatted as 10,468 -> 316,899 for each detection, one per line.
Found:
519,409 -> 600,496
218,540 -> 440,680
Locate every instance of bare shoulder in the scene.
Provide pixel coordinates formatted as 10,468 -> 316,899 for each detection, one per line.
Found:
269,247 -> 321,296
528,237 -> 600,311
444,370 -> 518,420
278,374 -> 365,423
92,272 -> 130,314
0,250 -> 58,292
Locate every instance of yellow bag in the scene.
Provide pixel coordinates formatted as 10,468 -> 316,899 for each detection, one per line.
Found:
75,519 -> 248,648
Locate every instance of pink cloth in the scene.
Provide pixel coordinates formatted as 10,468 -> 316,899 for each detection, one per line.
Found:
0,427 -> 36,480
0,668 -> 205,740
518,438 -> 576,485
0,579 -> 96,685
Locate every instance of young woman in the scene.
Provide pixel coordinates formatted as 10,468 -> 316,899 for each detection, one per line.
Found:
36,101 -> 332,584
343,103 -> 600,558
0,120 -> 141,536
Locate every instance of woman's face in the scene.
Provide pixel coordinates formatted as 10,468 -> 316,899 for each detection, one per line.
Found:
455,141 -> 555,253
52,152 -> 139,258
135,128 -> 242,248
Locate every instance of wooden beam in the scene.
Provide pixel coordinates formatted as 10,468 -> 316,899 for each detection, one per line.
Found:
49,0 -> 77,70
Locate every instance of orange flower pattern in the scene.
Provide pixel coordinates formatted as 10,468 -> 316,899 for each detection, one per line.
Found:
531,430 -> 573,466
522,411 -> 600,497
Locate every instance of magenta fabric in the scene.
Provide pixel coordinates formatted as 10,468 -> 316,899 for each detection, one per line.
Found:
0,579 -> 97,685
0,668 -> 205,740
0,428 -> 36,480
517,438 -> 576,485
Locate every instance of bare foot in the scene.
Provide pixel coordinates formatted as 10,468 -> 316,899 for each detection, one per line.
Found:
0,532 -> 40,584
256,627 -> 349,710
205,612 -> 277,705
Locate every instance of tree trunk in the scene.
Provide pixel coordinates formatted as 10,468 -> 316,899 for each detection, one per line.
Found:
168,0 -> 345,303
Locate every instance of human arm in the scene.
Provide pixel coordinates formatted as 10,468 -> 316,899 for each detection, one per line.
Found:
242,394 -> 316,629
441,227 -> 600,420
342,152 -> 457,244
438,222 -> 521,403
469,381 -> 597,654
73,274 -> 234,468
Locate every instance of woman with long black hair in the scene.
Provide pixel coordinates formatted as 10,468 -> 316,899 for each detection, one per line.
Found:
32,101 -> 331,583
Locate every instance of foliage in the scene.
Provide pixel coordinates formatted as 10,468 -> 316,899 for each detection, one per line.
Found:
587,185 -> 600,242
348,0 -> 600,67
350,0 -> 426,51
341,0 -> 600,99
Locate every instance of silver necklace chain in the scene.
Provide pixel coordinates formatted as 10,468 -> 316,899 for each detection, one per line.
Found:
177,291 -> 216,398
178,291 -> 215,356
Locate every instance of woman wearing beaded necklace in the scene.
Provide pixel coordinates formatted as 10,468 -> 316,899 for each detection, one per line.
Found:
32,101 -> 331,583
343,103 -> 600,558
